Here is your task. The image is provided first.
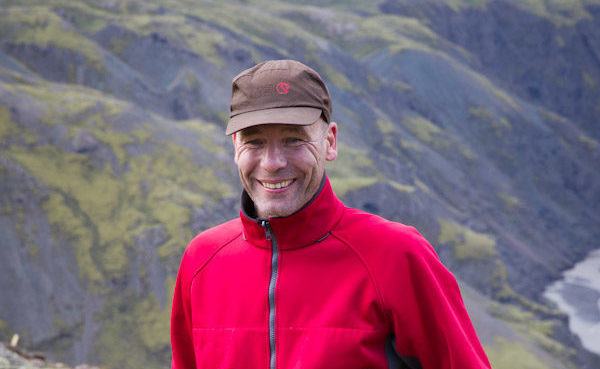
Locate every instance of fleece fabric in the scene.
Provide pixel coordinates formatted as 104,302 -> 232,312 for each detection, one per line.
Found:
171,176 -> 491,369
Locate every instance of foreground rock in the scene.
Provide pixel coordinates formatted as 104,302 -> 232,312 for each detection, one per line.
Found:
0,342 -> 100,369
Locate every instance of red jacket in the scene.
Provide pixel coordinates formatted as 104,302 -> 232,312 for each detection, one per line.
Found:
171,177 -> 491,369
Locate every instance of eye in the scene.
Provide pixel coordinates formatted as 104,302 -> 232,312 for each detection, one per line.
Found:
240,139 -> 264,149
285,137 -> 305,146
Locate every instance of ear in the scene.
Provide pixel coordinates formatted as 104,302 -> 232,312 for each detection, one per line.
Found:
325,122 -> 338,162
232,133 -> 239,164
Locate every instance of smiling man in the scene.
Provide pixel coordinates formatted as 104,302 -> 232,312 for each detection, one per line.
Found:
170,60 -> 491,369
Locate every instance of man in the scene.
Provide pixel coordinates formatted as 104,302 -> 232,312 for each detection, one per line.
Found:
171,59 -> 491,369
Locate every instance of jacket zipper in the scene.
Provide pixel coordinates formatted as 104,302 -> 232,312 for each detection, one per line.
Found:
260,219 -> 278,369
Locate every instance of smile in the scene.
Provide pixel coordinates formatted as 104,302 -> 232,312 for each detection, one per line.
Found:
261,179 -> 293,189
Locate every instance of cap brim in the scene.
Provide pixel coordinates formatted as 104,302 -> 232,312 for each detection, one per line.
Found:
226,107 -> 322,135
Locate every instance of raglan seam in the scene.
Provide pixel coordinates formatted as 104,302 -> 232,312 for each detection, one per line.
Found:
329,227 -> 392,328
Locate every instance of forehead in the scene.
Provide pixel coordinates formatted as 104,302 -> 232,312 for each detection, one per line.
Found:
238,123 -> 312,137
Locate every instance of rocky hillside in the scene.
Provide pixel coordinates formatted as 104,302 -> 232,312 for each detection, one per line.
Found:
0,340 -> 100,369
1,0 -> 599,368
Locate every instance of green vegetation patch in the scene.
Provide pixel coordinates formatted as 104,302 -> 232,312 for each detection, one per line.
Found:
513,0 -> 598,26
498,192 -> 523,211
438,218 -> 496,261
402,115 -> 464,153
403,116 -> 442,143
48,1 -> 113,35
487,301 -> 572,364
96,295 -> 169,369
578,133 -> 598,150
327,142 -> 380,197
0,105 -> 19,141
376,119 -> 396,135
0,319 -> 11,339
485,337 -> 559,369
468,106 -> 512,138
353,15 -> 438,58
7,83 -> 232,284
469,71 -> 520,111
183,2 -> 301,58
330,177 -> 378,198
0,7 -> 105,71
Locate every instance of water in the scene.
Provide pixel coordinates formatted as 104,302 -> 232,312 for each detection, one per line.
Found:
543,249 -> 600,355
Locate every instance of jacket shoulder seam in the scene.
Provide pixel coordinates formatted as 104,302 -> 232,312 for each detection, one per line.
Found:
188,231 -> 243,286
329,229 -> 391,325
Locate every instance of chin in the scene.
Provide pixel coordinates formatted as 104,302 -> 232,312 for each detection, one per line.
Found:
259,204 -> 298,219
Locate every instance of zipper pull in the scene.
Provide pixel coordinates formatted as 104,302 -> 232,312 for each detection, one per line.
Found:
259,219 -> 272,241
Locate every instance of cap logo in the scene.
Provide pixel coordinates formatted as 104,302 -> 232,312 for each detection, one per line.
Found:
276,82 -> 290,95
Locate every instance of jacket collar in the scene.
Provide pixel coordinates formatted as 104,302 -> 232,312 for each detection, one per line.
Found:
240,175 -> 345,250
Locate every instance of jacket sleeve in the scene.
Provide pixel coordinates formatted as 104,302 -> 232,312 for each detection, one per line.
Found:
384,227 -> 491,369
170,250 -> 196,369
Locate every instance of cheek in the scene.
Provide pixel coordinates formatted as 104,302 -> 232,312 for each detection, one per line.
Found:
294,150 -> 324,174
235,151 -> 256,176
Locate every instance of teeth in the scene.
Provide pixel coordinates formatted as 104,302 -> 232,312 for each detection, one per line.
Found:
262,180 -> 292,189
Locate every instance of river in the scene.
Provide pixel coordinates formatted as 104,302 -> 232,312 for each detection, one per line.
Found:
543,249 -> 600,355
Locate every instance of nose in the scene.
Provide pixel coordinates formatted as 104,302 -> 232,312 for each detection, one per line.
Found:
261,142 -> 287,172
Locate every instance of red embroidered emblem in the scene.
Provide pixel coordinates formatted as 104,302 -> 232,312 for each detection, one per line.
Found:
276,82 -> 290,94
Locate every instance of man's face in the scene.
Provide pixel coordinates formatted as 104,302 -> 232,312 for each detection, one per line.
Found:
233,119 -> 337,218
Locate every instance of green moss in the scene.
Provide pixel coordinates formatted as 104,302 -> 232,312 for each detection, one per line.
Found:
444,0 -> 491,10
460,146 -> 476,160
47,1 -> 113,35
387,180 -> 415,193
402,116 -> 455,152
367,74 -> 383,92
579,133 -> 598,150
0,105 -> 18,140
93,129 -> 133,167
415,179 -> 432,195
130,127 -> 154,145
399,139 -> 423,153
181,120 -> 229,157
498,192 -> 523,211
403,116 -> 440,143
320,63 -> 354,92
513,0 -> 595,26
326,142 -> 375,179
490,260 -> 509,291
0,319 -> 10,338
41,190 -> 103,285
438,218 -> 496,261
98,241 -> 129,275
15,82 -> 117,123
96,300 -> 166,369
182,2 -> 300,57
0,7 -> 105,71
485,337 -> 558,369
468,106 -> 494,122
330,177 -> 378,198
133,294 -> 171,352
28,243 -> 39,258
122,141 -> 232,253
109,37 -> 133,55
376,119 -> 396,135
354,15 -> 439,58
487,301 -> 572,362
9,144 -> 149,284
469,72 -> 520,111
177,25 -> 226,67
468,106 -> 512,138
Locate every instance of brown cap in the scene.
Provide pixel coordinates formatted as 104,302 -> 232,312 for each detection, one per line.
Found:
226,60 -> 332,135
